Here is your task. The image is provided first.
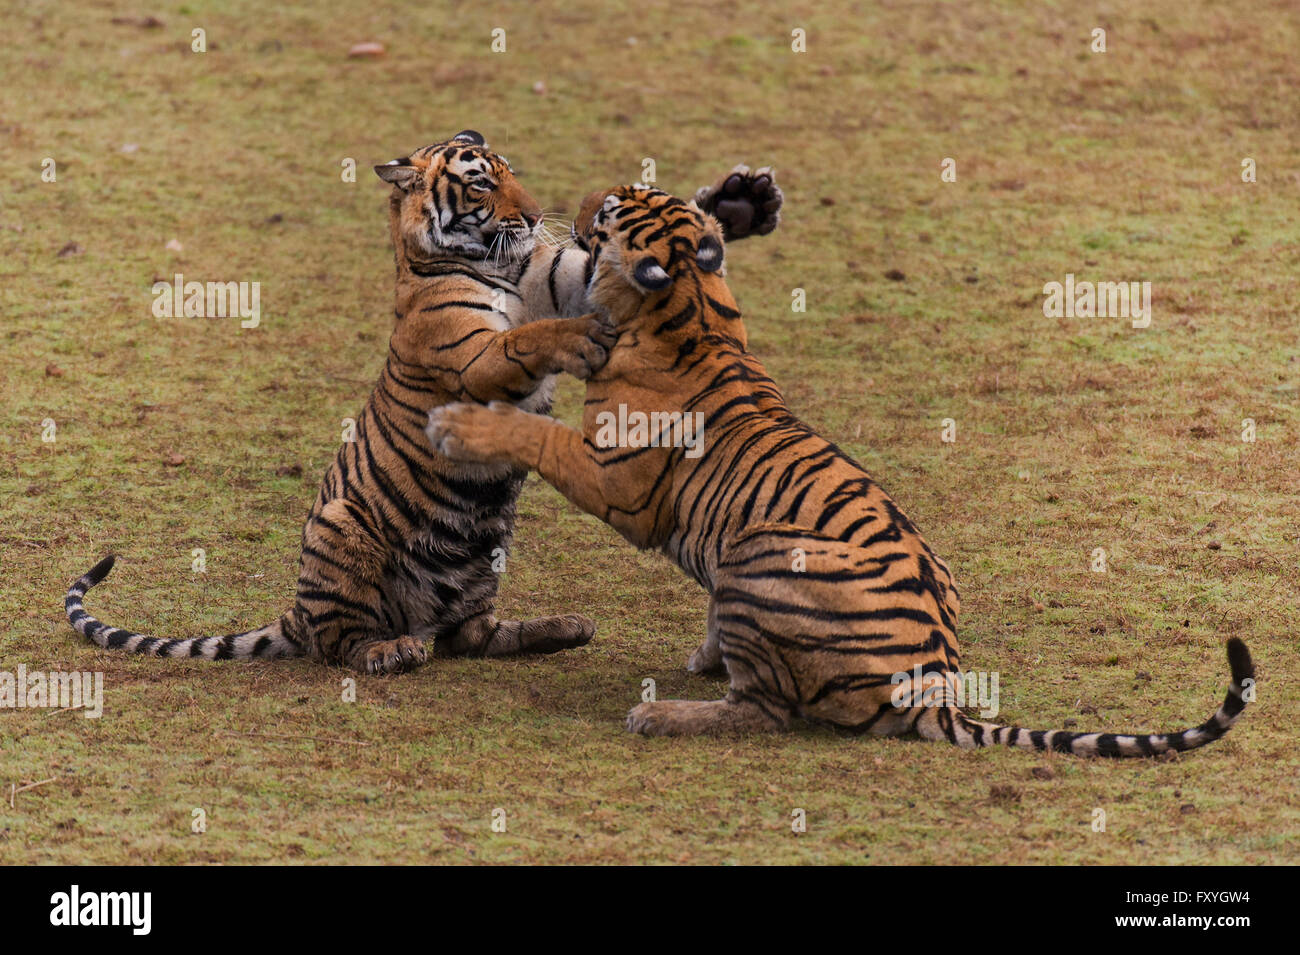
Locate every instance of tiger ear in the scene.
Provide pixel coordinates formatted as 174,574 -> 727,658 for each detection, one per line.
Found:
696,234 -> 724,273
574,189 -> 615,236
452,129 -> 486,146
633,257 -> 673,291
374,158 -> 421,191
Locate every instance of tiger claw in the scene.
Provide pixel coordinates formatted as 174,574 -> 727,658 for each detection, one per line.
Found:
355,636 -> 428,675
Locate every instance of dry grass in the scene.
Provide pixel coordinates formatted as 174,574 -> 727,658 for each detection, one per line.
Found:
1,0 -> 1297,864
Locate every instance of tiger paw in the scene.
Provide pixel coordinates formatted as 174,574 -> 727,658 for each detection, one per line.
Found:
694,164 -> 783,241
553,311 -> 616,380
426,401 -> 520,464
628,698 -> 785,735
352,635 -> 428,675
626,700 -> 719,736
627,701 -> 671,735
516,612 -> 596,654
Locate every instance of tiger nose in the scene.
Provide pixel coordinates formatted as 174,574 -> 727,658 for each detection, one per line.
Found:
523,210 -> 541,228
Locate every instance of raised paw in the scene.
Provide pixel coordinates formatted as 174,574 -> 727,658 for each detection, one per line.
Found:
694,164 -> 783,241
426,401 -> 522,464
353,635 -> 428,675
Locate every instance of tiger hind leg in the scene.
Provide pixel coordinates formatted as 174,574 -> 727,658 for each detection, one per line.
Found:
635,527 -> 863,735
685,595 -> 727,676
633,605 -> 793,735
437,610 -> 595,657
299,499 -> 427,675
627,693 -> 791,736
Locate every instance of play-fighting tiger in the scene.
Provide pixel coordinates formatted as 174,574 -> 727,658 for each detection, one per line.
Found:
66,133 -> 782,674
426,185 -> 1255,755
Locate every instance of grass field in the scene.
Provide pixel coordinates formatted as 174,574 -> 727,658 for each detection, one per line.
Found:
2,0 -> 1298,864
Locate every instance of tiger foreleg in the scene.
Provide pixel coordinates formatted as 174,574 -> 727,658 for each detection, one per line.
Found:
458,312 -> 615,399
426,401 -> 541,468
426,401 -> 645,542
298,499 -> 427,675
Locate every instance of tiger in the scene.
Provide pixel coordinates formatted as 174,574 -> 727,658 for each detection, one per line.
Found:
424,184 -> 1256,755
65,132 -> 783,674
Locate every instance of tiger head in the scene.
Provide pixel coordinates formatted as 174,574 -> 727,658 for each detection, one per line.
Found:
572,184 -> 728,321
375,130 -> 543,266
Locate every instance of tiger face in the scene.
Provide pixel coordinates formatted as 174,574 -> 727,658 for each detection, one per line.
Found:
375,130 -> 543,263
573,184 -> 726,317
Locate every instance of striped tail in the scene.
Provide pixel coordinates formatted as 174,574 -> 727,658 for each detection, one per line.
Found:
916,639 -> 1254,757
65,554 -> 302,661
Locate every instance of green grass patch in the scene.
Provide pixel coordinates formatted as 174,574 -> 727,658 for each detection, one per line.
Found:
1,0 -> 1297,864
